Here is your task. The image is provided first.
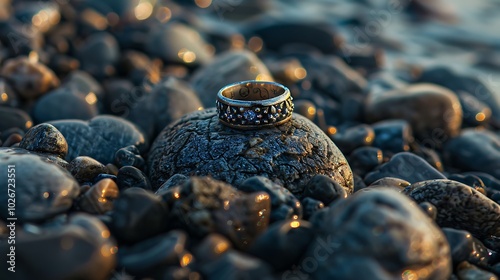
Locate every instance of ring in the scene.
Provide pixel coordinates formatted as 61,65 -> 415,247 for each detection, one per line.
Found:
216,80 -> 294,130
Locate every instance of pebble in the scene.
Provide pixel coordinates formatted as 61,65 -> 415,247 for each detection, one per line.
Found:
63,70 -> 105,102
148,109 -> 353,196
0,78 -> 18,107
0,106 -> 33,132
456,262 -> 498,280
368,177 -> 411,191
67,156 -> 108,184
190,50 -> 273,107
193,234 -> 232,263
303,174 -> 348,206
118,50 -> 161,86
304,188 -> 451,279
118,230 -> 190,277
19,123 -> 68,158
33,86 -> 99,123
0,214 -> 116,280
444,129 -> 500,179
448,174 -> 486,193
146,22 -> 213,67
109,187 -> 169,244
0,147 -> 69,169
155,174 -> 189,196
348,147 -> 384,177
365,83 -> 462,148
2,133 -> 22,147
442,228 -> 493,267
248,220 -> 315,271
116,166 -> 151,190
50,115 -> 146,164
114,145 -> 145,169
330,124 -> 375,155
0,153 -> 79,222
365,152 -> 446,185
167,177 -> 271,249
301,197 -> 325,220
403,179 -> 500,239
456,90 -> 492,127
238,176 -> 302,219
77,32 -> 120,79
198,251 -> 273,280
419,202 -> 438,220
0,56 -> 60,99
77,179 -> 119,214
371,120 -> 413,155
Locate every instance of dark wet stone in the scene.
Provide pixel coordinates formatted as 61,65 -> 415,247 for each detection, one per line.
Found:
148,109 -> 353,196
190,50 -> 273,107
444,129 -> 500,179
205,0 -> 270,20
0,56 -> 59,99
301,197 -> 325,220
118,50 -> 161,86
0,78 -> 18,107
270,203 -> 294,222
411,145 -> 444,172
448,174 -> 486,193
118,230 -> 189,277
0,154 -> 79,222
0,106 -> 33,131
116,166 -> 151,191
244,19 -> 342,54
77,179 -> 119,214
456,91 -> 492,127
371,120 -> 413,155
155,174 -> 189,196
266,57 -> 307,85
114,145 -> 145,169
365,84 -> 462,148
128,77 -> 203,139
338,45 -> 384,75
442,228 -> 493,267
193,234 -> 232,263
63,70 -> 104,102
463,172 -> 500,192
340,93 -> 366,122
348,147 -> 383,177
305,188 -> 451,280
109,187 -> 169,244
50,115 -> 146,164
416,67 -> 500,124
303,174 -> 348,206
33,86 -> 99,123
0,147 -> 69,169
68,156 -> 108,184
94,174 -> 117,184
248,220 -> 315,271
48,54 -> 80,76
365,152 -> 446,185
106,163 -> 119,176
167,177 -> 271,249
19,123 -> 68,158
368,177 -> 411,192
198,251 -> 273,280
2,133 -> 22,147
0,214 -> 116,280
238,176 -> 302,219
146,22 -> 212,67
419,202 -> 438,220
13,1 -> 60,33
299,56 -> 367,102
456,262 -> 498,280
403,179 -> 500,239
331,124 -> 375,154
353,172 -> 368,192
77,32 -> 120,79
102,78 -> 136,116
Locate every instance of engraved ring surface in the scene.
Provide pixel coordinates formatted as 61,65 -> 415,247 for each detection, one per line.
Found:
216,80 -> 294,130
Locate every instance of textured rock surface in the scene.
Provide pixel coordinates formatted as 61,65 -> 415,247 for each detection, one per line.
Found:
404,179 -> 500,239
19,123 -> 68,158
50,115 -> 146,164
148,109 -> 353,196
303,188 -> 451,280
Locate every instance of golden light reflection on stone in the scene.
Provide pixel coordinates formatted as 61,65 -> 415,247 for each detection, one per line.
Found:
248,36 -> 263,53
180,253 -> 193,267
174,192 -> 180,199
101,245 -> 112,257
231,34 -> 245,50
307,106 -> 316,116
214,242 -> 228,254
475,112 -> 486,122
294,67 -> 307,80
255,193 -> 269,202
110,246 -> 118,254
134,2 -> 154,21
290,221 -> 300,228
178,48 -> 197,63
29,51 -> 39,63
255,74 -> 272,81
402,269 -> 418,280
1,93 -> 8,102
328,126 -> 337,136
85,92 -> 98,105
81,9 -> 108,30
156,7 -> 172,23
101,230 -> 111,239
43,191 -> 50,199
195,0 -> 212,8
61,190 -> 68,197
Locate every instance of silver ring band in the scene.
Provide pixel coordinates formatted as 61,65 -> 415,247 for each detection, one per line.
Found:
216,80 -> 294,130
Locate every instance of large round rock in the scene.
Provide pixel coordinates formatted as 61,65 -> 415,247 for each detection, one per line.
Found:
148,109 -> 353,196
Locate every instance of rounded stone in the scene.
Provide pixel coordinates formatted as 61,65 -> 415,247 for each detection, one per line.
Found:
304,188 -> 451,280
19,123 -> 68,158
403,179 -> 500,239
148,109 -> 353,196
67,156 -> 108,184
365,83 -> 462,148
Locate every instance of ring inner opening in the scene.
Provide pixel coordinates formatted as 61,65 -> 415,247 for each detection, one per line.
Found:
222,82 -> 285,101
